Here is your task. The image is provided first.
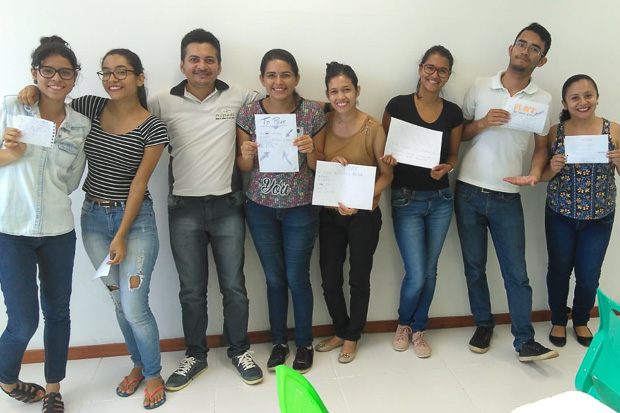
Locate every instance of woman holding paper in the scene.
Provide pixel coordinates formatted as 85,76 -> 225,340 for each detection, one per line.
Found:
314,62 -> 392,363
236,49 -> 326,374
0,36 -> 89,411
382,46 -> 463,358
542,74 -> 620,347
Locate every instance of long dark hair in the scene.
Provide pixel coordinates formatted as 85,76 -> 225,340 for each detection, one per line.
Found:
559,74 -> 599,122
260,48 -> 300,103
415,45 -> 454,97
101,48 -> 148,110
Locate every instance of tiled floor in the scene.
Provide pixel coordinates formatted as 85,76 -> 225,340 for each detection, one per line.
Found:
1,320 -> 596,413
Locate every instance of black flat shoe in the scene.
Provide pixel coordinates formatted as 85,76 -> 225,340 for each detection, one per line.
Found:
574,326 -> 593,347
548,326 -> 566,347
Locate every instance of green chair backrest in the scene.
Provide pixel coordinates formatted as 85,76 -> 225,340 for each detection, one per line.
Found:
276,365 -> 329,413
575,289 -> 620,411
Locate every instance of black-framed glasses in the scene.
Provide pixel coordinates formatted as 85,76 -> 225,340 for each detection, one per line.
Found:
420,64 -> 451,79
34,65 -> 77,80
97,69 -> 136,81
513,40 -> 543,56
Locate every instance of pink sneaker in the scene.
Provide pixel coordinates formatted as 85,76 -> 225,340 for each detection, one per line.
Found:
392,325 -> 412,351
412,331 -> 431,358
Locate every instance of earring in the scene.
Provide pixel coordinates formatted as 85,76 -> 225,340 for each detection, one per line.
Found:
34,79 -> 38,85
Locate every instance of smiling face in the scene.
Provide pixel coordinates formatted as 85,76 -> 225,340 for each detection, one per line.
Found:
418,53 -> 451,94
326,74 -> 359,114
180,42 -> 221,95
562,79 -> 599,120
260,59 -> 300,101
508,30 -> 547,74
101,54 -> 143,101
31,54 -> 76,102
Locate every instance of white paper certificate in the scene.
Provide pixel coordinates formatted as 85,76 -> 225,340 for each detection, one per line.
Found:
502,98 -> 548,134
312,161 -> 376,210
11,115 -> 56,148
564,135 -> 609,164
384,118 -> 442,169
255,114 -> 299,173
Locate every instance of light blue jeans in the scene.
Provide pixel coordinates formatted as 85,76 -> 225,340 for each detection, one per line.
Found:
81,198 -> 162,380
392,188 -> 453,332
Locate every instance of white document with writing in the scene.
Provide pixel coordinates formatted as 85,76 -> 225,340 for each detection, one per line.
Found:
384,117 -> 442,169
564,135 -> 609,164
312,161 -> 376,211
11,115 -> 56,148
502,97 -> 548,134
255,114 -> 299,173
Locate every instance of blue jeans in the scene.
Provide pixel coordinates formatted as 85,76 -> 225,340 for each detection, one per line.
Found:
454,181 -> 535,349
168,191 -> 250,359
392,188 -> 453,332
81,198 -> 162,380
545,206 -> 614,327
245,200 -> 319,348
0,231 -> 75,384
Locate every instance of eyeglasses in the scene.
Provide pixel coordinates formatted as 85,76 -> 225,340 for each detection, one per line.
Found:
34,66 -> 77,80
263,72 -> 295,80
513,40 -> 543,57
97,69 -> 136,81
420,64 -> 451,79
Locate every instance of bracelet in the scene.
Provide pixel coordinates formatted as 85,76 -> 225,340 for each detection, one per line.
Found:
446,162 -> 454,173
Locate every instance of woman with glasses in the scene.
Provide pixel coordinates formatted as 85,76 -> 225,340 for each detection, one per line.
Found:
19,48 -> 168,409
541,75 -> 620,347
383,46 -> 463,358
314,62 -> 392,363
237,49 -> 326,374
0,36 -> 90,413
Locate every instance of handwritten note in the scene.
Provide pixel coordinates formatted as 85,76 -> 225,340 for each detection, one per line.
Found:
312,161 -> 376,210
564,135 -> 609,164
502,98 -> 548,134
11,115 -> 56,148
384,118 -> 442,168
93,253 -> 112,279
255,114 -> 299,173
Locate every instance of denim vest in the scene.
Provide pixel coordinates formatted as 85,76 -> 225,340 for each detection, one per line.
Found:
0,96 -> 90,236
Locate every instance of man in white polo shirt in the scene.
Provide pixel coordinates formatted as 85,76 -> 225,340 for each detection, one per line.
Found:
149,29 -> 263,388
454,22 -> 559,362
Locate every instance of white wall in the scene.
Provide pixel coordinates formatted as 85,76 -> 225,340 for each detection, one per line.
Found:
1,0 -> 619,349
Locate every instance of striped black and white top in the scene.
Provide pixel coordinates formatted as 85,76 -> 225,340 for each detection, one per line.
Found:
73,96 -> 168,201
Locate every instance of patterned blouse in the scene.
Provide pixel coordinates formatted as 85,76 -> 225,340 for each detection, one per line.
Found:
547,119 -> 616,219
237,98 -> 326,208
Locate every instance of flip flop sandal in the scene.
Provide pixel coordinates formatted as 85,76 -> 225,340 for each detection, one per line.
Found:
116,375 -> 145,397
42,392 -> 64,412
144,385 -> 166,410
1,380 -> 45,403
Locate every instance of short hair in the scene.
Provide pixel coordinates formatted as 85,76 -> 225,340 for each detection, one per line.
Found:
514,23 -> 552,56
180,29 -> 221,62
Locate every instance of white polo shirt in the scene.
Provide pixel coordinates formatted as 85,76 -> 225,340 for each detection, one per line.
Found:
458,71 -> 551,193
149,79 -> 257,197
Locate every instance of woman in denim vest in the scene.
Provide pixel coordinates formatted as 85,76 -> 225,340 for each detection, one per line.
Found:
0,36 -> 90,412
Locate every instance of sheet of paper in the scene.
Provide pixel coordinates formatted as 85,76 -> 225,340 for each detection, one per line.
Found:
11,115 -> 56,148
502,98 -> 548,134
255,114 -> 299,173
384,117 -> 442,169
93,253 -> 112,279
564,135 -> 609,164
312,161 -> 376,210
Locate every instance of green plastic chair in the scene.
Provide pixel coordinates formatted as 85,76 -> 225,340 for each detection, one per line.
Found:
575,289 -> 620,411
276,365 -> 328,413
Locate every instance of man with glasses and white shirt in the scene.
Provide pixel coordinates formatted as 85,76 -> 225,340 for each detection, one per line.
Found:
149,29 -> 263,388
454,22 -> 559,362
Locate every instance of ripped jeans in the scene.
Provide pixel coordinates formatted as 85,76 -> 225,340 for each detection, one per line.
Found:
81,198 -> 161,380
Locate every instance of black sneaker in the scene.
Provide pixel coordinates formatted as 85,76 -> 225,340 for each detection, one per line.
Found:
518,340 -> 559,362
267,344 -> 290,372
469,326 -> 493,353
165,356 -> 208,391
292,346 -> 313,374
232,351 -> 264,385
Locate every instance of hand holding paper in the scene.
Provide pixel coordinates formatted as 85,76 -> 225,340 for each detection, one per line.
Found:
501,98 -> 548,134
255,114 -> 299,172
10,115 -> 56,148
384,118 -> 442,169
